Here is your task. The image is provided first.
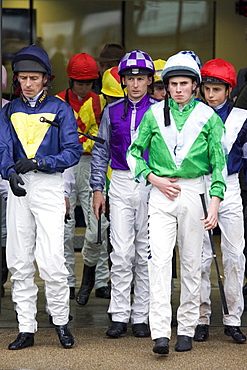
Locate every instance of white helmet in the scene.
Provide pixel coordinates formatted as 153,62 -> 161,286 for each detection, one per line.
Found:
161,53 -> 201,88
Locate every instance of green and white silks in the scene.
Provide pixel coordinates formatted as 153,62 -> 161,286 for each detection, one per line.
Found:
127,98 -> 227,200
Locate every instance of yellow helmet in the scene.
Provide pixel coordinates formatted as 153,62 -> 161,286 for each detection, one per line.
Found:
101,66 -> 124,98
153,59 -> 166,83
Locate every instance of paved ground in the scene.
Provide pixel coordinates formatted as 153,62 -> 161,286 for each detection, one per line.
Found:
1,237 -> 247,369
0,326 -> 247,370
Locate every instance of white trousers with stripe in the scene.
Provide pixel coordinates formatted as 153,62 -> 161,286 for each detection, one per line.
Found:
199,173 -> 245,326
108,170 -> 150,324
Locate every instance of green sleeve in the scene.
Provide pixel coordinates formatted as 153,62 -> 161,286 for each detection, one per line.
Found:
127,108 -> 154,184
208,114 -> 227,199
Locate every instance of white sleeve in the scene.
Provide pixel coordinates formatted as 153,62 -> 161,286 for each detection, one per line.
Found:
63,167 -> 75,197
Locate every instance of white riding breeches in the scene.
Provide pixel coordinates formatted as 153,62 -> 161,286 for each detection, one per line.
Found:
199,173 -> 245,326
108,170 -> 150,325
6,171 -> 70,333
64,155 -> 109,289
148,177 -> 206,340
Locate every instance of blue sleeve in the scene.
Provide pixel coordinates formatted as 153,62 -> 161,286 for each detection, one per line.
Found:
0,104 -> 16,179
238,120 -> 247,184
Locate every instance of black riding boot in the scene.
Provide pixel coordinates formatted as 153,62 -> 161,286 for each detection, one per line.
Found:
76,264 -> 96,306
1,247 -> 8,297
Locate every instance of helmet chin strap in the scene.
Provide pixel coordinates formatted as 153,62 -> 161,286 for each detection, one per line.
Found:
120,78 -> 128,121
163,92 -> 171,127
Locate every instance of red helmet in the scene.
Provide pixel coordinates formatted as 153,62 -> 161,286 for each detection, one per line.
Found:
201,59 -> 236,88
67,53 -> 99,80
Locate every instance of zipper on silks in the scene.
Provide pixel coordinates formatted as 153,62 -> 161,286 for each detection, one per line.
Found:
130,104 -> 137,142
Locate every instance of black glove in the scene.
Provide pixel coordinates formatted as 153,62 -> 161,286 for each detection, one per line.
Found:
64,214 -> 71,224
14,158 -> 38,174
9,172 -> 27,197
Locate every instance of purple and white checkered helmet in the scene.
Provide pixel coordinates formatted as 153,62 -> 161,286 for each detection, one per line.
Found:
118,49 -> 155,76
